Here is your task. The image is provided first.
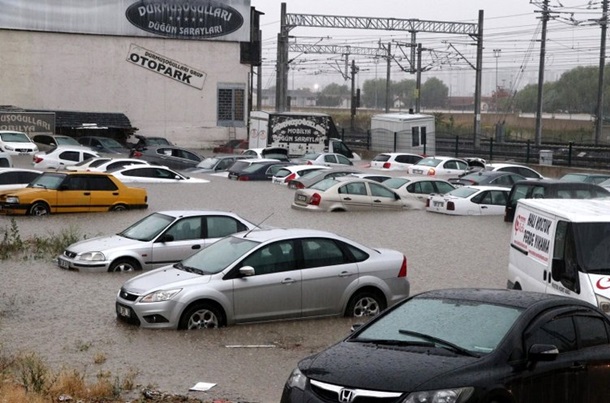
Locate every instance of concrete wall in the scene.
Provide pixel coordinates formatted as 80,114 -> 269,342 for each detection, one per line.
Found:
0,30 -> 250,149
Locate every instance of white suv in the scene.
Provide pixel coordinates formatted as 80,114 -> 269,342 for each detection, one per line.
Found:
0,130 -> 38,155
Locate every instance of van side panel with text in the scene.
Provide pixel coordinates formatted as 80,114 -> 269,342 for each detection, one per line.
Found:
508,198 -> 610,314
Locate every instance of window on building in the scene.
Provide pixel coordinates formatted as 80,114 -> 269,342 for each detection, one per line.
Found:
218,85 -> 245,127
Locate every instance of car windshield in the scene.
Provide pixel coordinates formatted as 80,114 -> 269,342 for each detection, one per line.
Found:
1,132 -> 31,143
573,222 -> 610,273
302,153 -> 320,160
147,138 -> 171,145
119,212 -> 175,241
242,163 -> 266,173
310,178 -> 339,191
197,158 -> 219,169
180,235 -> 259,274
447,187 -> 479,198
27,173 -> 66,189
415,158 -> 441,167
383,178 -> 410,189
98,138 -> 124,148
352,297 -> 523,355
56,137 -> 80,146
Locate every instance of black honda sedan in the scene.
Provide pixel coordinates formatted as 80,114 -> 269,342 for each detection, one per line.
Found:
281,288 -> 610,403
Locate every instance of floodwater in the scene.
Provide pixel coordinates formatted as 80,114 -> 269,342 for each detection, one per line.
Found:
0,169 -> 511,402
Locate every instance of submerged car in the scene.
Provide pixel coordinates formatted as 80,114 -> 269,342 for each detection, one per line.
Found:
115,228 -> 409,329
427,185 -> 509,216
407,156 -> 469,178
382,176 -> 456,209
109,165 -> 209,184
58,210 -> 255,272
281,288 -> 610,403
292,177 -> 408,212
184,155 -> 252,174
135,145 -> 203,170
32,146 -> 99,170
0,171 -> 148,215
0,168 -> 42,191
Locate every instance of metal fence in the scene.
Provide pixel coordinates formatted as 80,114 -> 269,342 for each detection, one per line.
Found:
340,128 -> 610,170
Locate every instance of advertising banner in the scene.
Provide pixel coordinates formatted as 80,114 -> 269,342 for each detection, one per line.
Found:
0,0 -> 250,42
0,112 -> 55,135
513,210 -> 554,264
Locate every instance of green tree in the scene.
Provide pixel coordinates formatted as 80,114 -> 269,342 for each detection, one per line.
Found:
361,78 -> 387,108
317,83 -> 349,107
421,77 -> 448,108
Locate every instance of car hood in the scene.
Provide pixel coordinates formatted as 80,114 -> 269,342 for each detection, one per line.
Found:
301,341 -> 478,392
66,234 -> 143,253
122,266 -> 210,294
0,187 -> 50,197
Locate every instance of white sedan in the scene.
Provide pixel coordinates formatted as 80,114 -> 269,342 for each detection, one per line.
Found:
0,168 -> 42,191
383,176 -> 456,209
109,165 -> 209,184
407,156 -> 469,179
85,158 -> 150,172
426,185 -> 509,216
32,146 -> 100,170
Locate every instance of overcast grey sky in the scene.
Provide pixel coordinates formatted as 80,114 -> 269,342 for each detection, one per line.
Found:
249,1 -> 605,96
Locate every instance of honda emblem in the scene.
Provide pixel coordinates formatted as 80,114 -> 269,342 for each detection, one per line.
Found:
338,388 -> 355,403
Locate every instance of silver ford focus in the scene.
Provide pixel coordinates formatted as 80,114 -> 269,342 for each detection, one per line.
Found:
115,228 -> 410,330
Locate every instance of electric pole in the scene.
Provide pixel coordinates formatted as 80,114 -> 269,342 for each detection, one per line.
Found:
595,0 -> 608,144
535,0 -> 549,146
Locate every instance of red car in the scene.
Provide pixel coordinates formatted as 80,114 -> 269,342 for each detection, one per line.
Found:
213,139 -> 248,154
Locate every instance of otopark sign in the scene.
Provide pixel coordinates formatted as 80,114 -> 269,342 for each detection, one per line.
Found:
125,0 -> 244,39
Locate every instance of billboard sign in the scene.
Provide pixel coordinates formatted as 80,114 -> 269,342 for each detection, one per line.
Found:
0,112 -> 56,135
0,0 -> 249,42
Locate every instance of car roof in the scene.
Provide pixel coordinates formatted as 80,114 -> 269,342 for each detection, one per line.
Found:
456,185 -> 509,192
230,227 -> 349,243
277,164 -> 327,172
413,288 -> 592,310
463,171 -> 520,178
376,152 -> 421,157
392,175 -> 452,182
518,198 -> 610,222
152,210 -> 244,219
46,145 -> 95,153
487,163 -> 530,169
420,155 -> 465,162
512,178 -> 606,187
0,167 -> 41,173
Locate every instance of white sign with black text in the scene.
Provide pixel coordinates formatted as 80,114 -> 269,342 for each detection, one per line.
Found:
126,44 -> 206,89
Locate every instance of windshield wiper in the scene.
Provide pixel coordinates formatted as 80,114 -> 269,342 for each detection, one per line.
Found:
353,337 -> 434,348
398,329 -> 479,357
173,262 -> 204,275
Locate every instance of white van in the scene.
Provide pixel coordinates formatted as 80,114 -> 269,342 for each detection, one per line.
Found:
508,198 -> 610,314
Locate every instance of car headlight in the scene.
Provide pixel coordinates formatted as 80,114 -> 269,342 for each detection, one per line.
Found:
140,289 -> 182,303
5,196 -> 19,204
403,387 -> 474,403
76,251 -> 106,261
285,367 -> 307,391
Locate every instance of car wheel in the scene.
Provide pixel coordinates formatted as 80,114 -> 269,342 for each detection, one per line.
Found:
108,258 -> 140,272
28,202 -> 50,216
110,204 -> 128,212
179,303 -> 224,330
346,290 -> 386,317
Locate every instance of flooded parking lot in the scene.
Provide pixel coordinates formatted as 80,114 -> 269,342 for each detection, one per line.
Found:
0,169 -> 511,402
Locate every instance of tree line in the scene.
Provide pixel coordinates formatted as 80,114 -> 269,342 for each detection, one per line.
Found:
314,65 -> 610,115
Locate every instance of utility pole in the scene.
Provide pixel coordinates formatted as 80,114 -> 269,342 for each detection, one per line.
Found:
350,60 -> 359,130
415,43 -> 422,113
385,42 -> 391,112
535,0 -> 549,146
473,10 -> 484,149
493,49 -> 501,92
595,0 -> 608,145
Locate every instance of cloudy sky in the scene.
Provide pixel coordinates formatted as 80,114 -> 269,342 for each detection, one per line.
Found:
248,0 -> 605,96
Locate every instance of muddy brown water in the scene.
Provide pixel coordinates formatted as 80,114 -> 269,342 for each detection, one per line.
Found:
0,169 -> 511,402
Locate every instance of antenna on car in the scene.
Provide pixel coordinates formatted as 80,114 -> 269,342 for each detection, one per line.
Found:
242,212 -> 274,238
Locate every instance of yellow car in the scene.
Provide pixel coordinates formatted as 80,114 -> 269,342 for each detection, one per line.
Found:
0,171 -> 148,216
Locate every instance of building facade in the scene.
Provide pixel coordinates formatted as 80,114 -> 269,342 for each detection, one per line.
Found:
0,0 -> 258,148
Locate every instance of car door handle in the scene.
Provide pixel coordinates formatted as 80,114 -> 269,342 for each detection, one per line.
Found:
83,192 -> 90,195
481,206 -> 488,209
112,192 -> 119,196
191,245 -> 201,250
339,271 -> 355,277
343,197 -> 352,201
281,278 -> 297,284
373,199 -> 382,203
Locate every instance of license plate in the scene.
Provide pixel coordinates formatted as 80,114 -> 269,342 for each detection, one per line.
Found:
433,201 -> 444,207
413,169 -> 423,174
117,305 -> 131,318
297,194 -> 307,202
58,257 -> 70,269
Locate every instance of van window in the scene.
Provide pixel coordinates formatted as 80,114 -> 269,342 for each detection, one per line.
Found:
531,186 -> 545,198
574,223 -> 610,272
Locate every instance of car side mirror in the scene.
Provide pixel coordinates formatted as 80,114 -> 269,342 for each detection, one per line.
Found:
528,344 -> 559,362
239,266 -> 255,277
158,234 -> 174,242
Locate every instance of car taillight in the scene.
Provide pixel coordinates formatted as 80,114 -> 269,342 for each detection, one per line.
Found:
284,173 -> 296,182
33,156 -> 43,163
132,151 -> 142,158
296,182 -> 305,189
427,168 -> 436,176
238,176 -> 249,181
310,193 -> 321,206
398,256 -> 407,277
447,201 -> 455,210
383,162 -> 391,169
